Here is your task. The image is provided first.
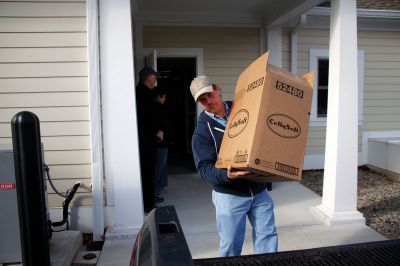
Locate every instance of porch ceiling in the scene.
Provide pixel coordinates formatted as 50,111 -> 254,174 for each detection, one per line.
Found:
136,0 -> 277,14
134,0 -> 327,27
133,0 -> 400,30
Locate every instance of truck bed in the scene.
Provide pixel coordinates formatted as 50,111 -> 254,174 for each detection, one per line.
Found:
130,206 -> 400,266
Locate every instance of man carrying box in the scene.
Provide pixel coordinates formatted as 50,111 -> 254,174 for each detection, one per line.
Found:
190,75 -> 278,257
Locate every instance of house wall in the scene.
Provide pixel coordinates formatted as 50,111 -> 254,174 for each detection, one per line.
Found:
359,30 -> 400,132
0,1 -> 92,207
144,25 -> 400,166
282,28 -> 329,156
282,27 -> 400,158
143,26 -> 261,100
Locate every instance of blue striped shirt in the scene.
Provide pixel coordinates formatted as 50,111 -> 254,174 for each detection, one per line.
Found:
205,102 -> 230,127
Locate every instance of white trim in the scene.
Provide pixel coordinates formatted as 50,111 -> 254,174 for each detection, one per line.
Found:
87,0 -> 104,241
137,47 -> 204,75
309,48 -> 364,127
309,205 -> 365,226
361,131 -> 400,165
303,7 -> 400,32
309,48 -> 328,123
259,26 -> 267,54
357,50 -> 365,124
306,6 -> 400,19
290,15 -> 307,74
267,27 -> 282,67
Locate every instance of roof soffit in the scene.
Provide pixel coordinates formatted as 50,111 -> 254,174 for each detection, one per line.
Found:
300,7 -> 400,31
134,0 -> 324,27
134,0 -> 400,31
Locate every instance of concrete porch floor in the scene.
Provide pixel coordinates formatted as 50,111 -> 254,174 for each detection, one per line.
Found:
97,173 -> 387,265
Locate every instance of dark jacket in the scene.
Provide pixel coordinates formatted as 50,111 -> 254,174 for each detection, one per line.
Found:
136,83 -> 158,146
154,101 -> 171,148
192,101 -> 267,196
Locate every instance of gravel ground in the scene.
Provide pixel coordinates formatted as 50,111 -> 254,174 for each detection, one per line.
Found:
300,166 -> 400,239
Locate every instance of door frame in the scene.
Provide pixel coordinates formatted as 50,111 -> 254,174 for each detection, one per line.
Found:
157,48 -> 204,117
141,48 -> 204,117
156,48 -> 203,76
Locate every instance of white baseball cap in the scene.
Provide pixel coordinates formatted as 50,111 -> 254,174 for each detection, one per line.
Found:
190,76 -> 214,101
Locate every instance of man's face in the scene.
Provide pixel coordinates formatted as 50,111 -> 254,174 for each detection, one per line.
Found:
146,74 -> 158,89
197,87 -> 224,114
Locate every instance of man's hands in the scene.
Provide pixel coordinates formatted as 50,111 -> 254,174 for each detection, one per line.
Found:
227,166 -> 269,182
227,166 -> 251,179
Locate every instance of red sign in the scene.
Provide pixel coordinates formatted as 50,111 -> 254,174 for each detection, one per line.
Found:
0,183 -> 16,190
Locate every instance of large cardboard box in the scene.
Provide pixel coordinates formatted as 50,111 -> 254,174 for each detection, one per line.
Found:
215,52 -> 314,182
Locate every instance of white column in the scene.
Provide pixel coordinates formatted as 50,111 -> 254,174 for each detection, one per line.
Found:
266,27 -> 282,67
87,0 -> 104,241
309,0 -> 365,225
99,0 -> 144,233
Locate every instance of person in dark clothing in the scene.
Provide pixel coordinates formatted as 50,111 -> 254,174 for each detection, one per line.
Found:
135,67 -> 164,213
153,87 -> 171,195
190,75 -> 278,257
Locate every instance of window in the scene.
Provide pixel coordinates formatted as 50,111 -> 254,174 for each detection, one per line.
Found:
309,49 -> 364,126
317,59 -> 329,118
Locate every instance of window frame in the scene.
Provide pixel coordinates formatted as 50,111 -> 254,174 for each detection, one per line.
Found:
309,48 -> 364,126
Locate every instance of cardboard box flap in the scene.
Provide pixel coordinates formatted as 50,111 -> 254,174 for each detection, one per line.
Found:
267,64 -> 309,86
237,52 -> 270,87
251,51 -> 270,71
302,71 -> 315,89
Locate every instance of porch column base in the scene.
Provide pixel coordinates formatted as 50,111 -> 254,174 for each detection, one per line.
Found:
309,204 -> 365,226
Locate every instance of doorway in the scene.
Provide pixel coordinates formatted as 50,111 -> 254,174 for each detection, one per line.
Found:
157,57 -> 197,174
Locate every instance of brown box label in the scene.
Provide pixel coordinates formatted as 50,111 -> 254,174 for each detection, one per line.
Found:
228,109 -> 249,138
234,150 -> 249,163
275,80 -> 304,99
266,114 -> 301,139
247,77 -> 264,92
274,162 -> 299,176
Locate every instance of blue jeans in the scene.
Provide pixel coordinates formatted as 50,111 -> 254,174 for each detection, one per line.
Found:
154,147 -> 168,194
212,190 -> 278,257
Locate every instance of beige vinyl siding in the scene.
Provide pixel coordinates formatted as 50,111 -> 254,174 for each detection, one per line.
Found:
283,27 -> 400,156
143,26 -> 261,100
360,30 -> 400,132
0,1 -> 92,207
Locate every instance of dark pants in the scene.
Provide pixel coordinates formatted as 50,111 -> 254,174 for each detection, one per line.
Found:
139,139 -> 156,211
154,147 -> 168,194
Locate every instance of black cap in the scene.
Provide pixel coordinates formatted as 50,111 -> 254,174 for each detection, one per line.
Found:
139,67 -> 158,82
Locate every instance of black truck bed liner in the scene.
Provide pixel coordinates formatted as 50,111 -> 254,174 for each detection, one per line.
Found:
194,239 -> 400,266
130,205 -> 400,266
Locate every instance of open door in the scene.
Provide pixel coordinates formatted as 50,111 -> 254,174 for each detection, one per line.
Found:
145,49 -> 157,71
156,57 -> 197,173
